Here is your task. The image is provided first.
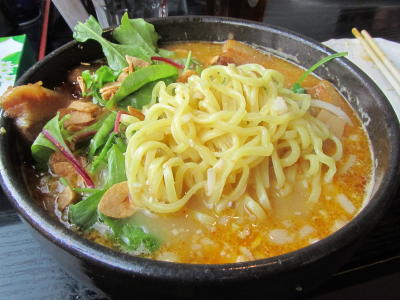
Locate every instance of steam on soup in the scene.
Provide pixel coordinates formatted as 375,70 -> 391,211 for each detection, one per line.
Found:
0,15 -> 372,264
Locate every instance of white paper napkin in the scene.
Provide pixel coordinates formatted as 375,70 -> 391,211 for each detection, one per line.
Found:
323,38 -> 400,121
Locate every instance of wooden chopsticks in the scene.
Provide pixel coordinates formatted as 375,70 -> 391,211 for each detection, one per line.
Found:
352,28 -> 400,96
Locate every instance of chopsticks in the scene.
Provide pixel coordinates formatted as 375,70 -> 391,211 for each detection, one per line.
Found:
38,0 -> 51,60
352,28 -> 400,96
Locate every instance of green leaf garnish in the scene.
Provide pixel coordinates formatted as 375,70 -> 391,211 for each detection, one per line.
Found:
101,216 -> 160,254
112,13 -> 158,56
31,112 -> 69,168
69,190 -> 106,230
292,52 -> 348,93
107,64 -> 178,107
119,76 -> 176,109
73,16 -> 151,70
81,66 -> 119,105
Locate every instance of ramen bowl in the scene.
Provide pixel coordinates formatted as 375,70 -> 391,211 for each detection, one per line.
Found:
0,16 -> 399,299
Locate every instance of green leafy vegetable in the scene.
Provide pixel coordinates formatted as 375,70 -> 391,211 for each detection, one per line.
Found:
114,136 -> 127,153
102,216 -> 160,254
112,13 -> 157,57
88,112 -> 117,160
81,66 -> 119,105
31,113 -> 69,167
73,16 -> 150,70
292,52 -> 348,94
90,66 -> 118,88
107,64 -> 179,107
119,76 -> 176,109
81,69 -> 93,92
106,144 -> 127,188
128,18 -> 159,50
69,190 -> 105,230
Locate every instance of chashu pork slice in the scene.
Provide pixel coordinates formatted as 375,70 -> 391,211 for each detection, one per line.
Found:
0,82 -> 71,141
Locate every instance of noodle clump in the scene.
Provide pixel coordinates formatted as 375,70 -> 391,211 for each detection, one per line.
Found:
124,64 -> 343,217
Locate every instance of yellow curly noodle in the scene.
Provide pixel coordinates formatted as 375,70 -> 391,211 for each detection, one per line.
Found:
124,64 -> 343,220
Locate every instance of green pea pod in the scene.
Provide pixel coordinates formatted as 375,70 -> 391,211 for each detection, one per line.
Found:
88,111 -> 117,160
90,132 -> 116,172
107,64 -> 179,108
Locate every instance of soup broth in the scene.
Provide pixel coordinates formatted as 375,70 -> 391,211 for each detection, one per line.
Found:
25,41 -> 372,264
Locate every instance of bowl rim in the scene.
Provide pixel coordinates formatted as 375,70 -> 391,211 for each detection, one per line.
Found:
1,15 -> 399,283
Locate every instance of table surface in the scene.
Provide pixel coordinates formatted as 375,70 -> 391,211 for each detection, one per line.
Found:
1,0 -> 400,299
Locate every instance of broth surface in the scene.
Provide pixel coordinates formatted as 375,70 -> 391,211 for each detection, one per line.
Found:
28,41 -> 372,264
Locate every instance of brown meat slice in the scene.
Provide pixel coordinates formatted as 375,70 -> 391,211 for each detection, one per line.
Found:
68,100 -> 99,113
49,151 -> 86,186
0,82 -> 71,141
64,111 -> 95,128
57,186 -> 78,211
220,40 -> 274,66
61,100 -> 101,132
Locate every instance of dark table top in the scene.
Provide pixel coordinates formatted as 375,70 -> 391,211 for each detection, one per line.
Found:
1,0 -> 400,299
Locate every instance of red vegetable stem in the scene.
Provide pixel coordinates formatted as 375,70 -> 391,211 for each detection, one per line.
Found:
151,56 -> 184,69
114,111 -> 123,134
42,130 -> 95,188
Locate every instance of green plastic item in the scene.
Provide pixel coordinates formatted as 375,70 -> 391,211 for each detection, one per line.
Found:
0,34 -> 35,95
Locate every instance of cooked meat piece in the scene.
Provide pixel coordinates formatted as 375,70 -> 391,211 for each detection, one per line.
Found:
0,82 -> 71,141
64,111 -> 95,128
221,39 -> 273,66
60,100 -> 101,131
68,100 -> 99,113
49,151 -> 86,186
57,186 -> 78,211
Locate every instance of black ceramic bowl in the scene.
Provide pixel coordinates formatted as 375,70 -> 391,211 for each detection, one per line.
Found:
1,16 -> 399,299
